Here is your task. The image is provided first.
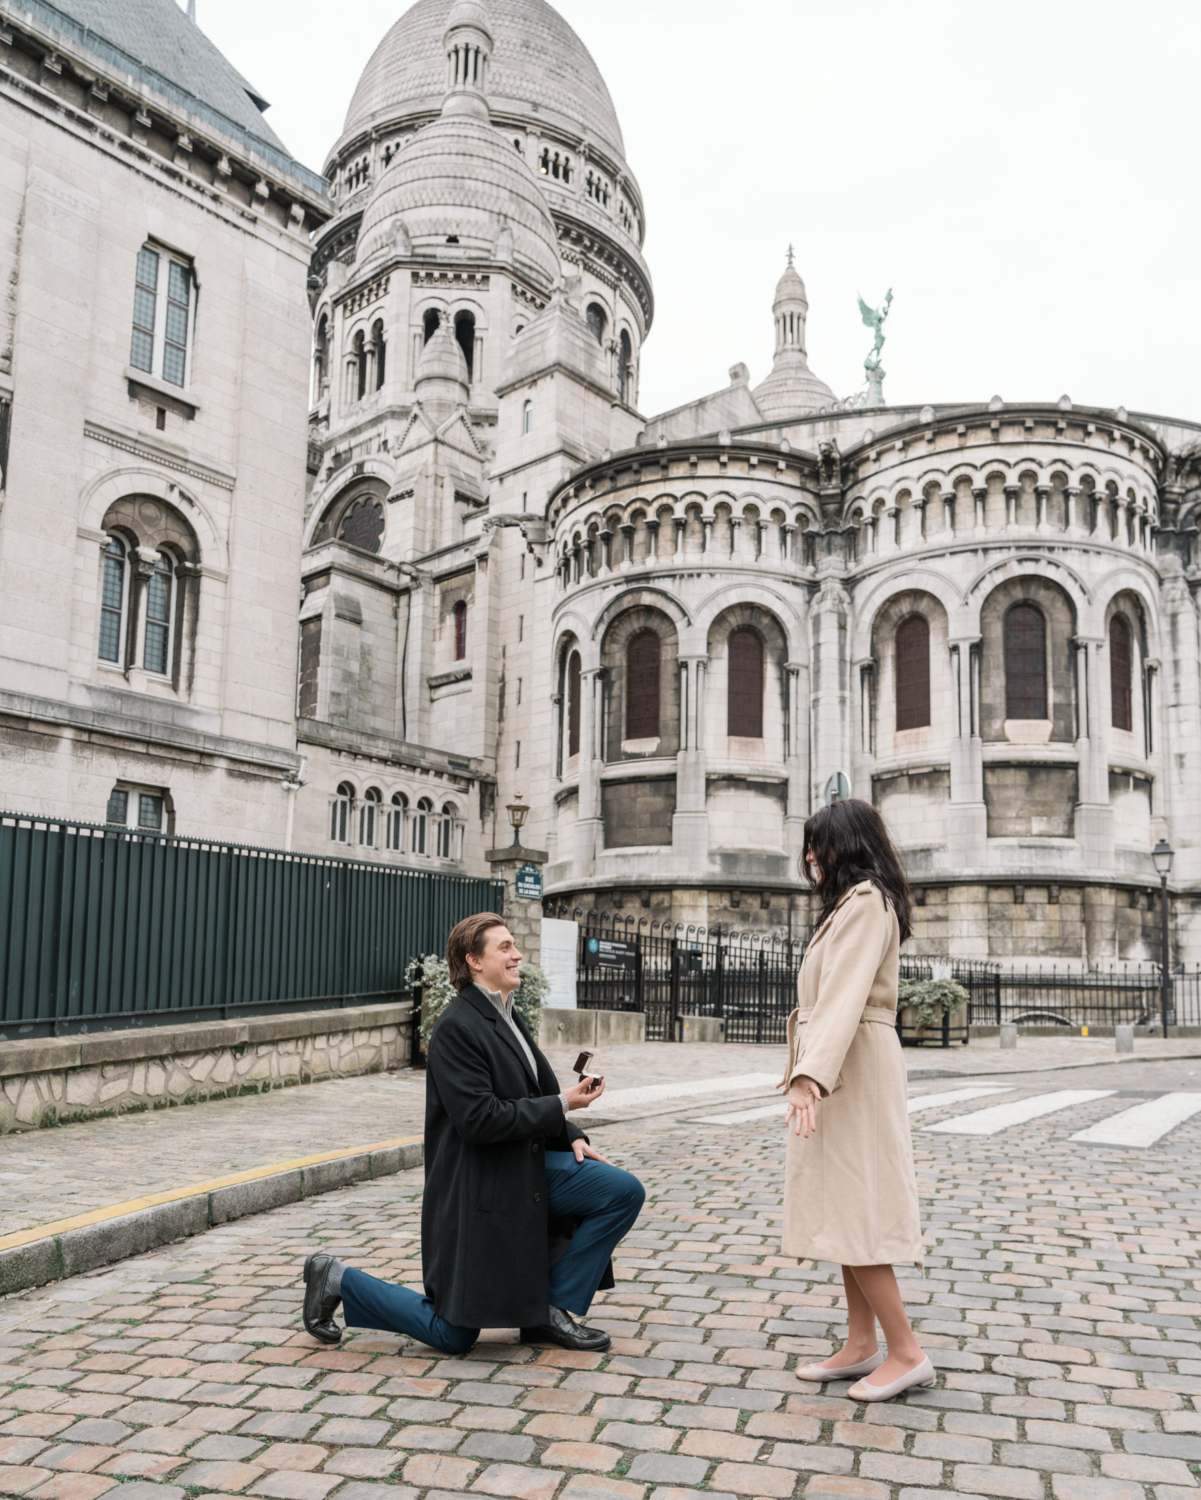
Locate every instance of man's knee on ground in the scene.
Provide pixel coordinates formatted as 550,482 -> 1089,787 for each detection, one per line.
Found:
435,1323 -> 478,1356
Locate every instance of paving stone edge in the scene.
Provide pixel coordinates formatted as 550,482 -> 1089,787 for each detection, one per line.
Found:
0,1139 -> 423,1298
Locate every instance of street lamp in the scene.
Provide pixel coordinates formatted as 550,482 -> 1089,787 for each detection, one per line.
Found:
506,792 -> 529,848
1151,838 -> 1174,1037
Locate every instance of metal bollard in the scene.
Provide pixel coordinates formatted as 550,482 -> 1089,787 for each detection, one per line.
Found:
1115,1024 -> 1134,1054
1000,1022 -> 1017,1049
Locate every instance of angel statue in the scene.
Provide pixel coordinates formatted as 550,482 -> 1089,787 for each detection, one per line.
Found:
857,288 -> 893,404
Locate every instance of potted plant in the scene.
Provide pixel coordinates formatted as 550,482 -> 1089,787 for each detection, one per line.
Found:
896,977 -> 970,1047
404,954 -> 550,1056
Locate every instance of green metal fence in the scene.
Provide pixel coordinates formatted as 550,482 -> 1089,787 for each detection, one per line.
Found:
0,811 -> 504,1037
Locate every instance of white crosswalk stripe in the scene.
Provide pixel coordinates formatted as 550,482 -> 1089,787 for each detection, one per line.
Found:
1070,1092 -> 1201,1148
924,1089 -> 1117,1136
692,1103 -> 786,1126
906,1086 -> 1015,1114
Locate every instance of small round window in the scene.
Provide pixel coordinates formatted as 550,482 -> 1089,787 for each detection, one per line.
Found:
338,497 -> 385,554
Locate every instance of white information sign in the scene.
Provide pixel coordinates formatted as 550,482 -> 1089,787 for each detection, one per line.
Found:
540,917 -> 579,1010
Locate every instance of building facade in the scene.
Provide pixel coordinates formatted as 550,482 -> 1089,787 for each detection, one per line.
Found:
5,0 -> 1201,969
0,0 -> 328,843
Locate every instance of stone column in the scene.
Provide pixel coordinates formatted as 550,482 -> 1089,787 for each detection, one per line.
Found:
809,581 -> 851,807
1065,485 -> 1081,534
673,655 -> 708,864
947,636 -> 987,867
1159,571 -> 1201,887
487,846 -> 547,964
785,661 -> 809,868
574,666 -> 605,876
1073,636 -> 1114,870
973,486 -> 987,532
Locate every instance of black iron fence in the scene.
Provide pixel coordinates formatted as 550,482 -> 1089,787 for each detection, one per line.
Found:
0,811 -> 504,1037
563,910 -> 1197,1043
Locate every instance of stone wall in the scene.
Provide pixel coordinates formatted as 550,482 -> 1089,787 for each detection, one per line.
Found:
0,1002 -> 412,1133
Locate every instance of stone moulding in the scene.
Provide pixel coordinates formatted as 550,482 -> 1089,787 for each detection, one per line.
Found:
0,1000 -> 414,1133
0,1137 -> 424,1297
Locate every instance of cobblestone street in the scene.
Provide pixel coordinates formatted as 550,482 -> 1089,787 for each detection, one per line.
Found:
2,1046 -> 1200,1500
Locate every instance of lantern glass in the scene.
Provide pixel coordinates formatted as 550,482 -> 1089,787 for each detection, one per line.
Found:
1151,838 -> 1174,878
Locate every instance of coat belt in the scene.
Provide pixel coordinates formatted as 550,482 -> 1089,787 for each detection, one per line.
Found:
794,1005 -> 896,1026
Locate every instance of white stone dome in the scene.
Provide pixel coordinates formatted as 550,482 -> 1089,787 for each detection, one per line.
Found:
354,112 -> 562,289
339,0 -> 625,164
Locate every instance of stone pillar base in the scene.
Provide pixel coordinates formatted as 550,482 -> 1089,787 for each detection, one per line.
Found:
487,846 -> 548,965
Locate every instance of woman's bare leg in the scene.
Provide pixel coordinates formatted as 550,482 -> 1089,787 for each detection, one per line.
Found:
845,1264 -> 925,1383
817,1267 -> 879,1369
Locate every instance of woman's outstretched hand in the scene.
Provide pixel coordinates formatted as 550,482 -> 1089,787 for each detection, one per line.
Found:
785,1075 -> 822,1138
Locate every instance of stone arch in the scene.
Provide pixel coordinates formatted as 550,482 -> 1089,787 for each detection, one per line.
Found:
309,476 -> 390,553
600,604 -> 680,763
978,573 -> 1078,743
706,603 -> 789,758
80,466 -> 225,575
868,588 -> 952,754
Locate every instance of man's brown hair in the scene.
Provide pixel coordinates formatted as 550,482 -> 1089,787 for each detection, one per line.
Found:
446,912 -> 508,989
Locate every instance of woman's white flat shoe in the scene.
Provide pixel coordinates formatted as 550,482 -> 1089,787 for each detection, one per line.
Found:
796,1350 -> 885,1382
848,1355 -> 935,1402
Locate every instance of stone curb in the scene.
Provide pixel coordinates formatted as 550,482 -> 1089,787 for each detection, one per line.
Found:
0,1139 -> 423,1299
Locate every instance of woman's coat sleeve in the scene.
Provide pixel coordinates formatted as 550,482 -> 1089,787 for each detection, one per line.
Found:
789,888 -> 889,1096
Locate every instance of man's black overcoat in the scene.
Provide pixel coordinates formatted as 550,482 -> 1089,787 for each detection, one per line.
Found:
422,984 -> 608,1328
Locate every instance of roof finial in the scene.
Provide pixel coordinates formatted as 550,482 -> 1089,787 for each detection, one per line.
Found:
786,243 -> 795,267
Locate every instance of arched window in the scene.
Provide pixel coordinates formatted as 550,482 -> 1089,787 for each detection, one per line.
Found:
359,787 -> 381,847
1004,603 -> 1047,720
338,496 -> 385,554
437,803 -> 456,859
423,308 -> 440,344
1110,613 -> 1133,731
331,782 -> 354,844
617,329 -> 633,403
522,400 -> 532,435
453,600 -> 467,660
727,628 -> 764,738
626,630 -> 661,740
567,649 -> 581,757
313,314 -> 329,400
353,329 -> 366,401
371,319 -> 386,390
98,535 -> 128,664
895,614 -> 931,731
143,552 -> 175,677
413,797 -> 433,856
387,792 -> 408,852
454,310 -> 475,380
586,302 -> 607,344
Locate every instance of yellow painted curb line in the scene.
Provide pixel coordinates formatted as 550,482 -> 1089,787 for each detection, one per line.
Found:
0,1134 -> 423,1253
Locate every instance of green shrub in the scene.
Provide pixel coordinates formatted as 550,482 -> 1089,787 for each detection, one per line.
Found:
897,977 -> 969,1032
405,953 -> 548,1048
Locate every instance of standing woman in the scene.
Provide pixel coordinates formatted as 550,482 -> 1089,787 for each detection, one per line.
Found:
781,799 -> 932,1402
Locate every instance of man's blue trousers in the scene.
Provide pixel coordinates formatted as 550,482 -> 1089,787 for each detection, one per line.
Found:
341,1152 -> 645,1355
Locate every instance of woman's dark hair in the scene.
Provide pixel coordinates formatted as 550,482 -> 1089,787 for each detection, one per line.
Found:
802,798 -> 912,943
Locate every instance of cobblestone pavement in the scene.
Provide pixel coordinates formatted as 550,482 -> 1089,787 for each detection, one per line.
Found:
2,1056 -> 1200,1500
2,1039 -> 1199,1236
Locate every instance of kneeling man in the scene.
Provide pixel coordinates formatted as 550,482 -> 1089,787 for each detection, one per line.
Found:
302,912 -> 645,1353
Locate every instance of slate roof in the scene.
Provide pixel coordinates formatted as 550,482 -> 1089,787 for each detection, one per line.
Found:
13,0 -> 326,195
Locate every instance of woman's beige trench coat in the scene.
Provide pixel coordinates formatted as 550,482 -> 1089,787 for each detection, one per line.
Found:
782,880 -> 923,1268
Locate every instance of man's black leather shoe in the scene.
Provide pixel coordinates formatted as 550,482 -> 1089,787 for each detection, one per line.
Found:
303,1254 -> 343,1345
520,1305 -> 610,1352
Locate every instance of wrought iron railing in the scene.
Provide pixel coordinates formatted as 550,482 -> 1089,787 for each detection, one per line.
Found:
0,811 -> 504,1037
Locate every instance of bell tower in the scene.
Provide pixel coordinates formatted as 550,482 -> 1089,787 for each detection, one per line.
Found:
441,0 -> 492,120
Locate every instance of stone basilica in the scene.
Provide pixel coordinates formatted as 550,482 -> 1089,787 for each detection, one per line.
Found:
3,0 -> 1201,966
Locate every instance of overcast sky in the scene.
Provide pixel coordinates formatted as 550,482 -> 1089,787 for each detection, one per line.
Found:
195,0 -> 1200,426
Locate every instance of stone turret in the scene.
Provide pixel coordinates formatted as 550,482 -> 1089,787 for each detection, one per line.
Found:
751,254 -> 835,419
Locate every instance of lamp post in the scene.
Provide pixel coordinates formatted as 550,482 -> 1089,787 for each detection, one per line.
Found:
1151,838 -> 1174,1037
506,792 -> 529,849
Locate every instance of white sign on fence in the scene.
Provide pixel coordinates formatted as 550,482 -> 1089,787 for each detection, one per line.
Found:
540,917 -> 579,1009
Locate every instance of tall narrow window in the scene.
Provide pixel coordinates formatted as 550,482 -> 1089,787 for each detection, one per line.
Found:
454,310 -> 475,380
586,303 -> 607,344
143,552 -> 175,676
371,319 -> 386,390
313,313 -> 329,400
331,782 -> 353,844
423,308 -> 440,343
437,803 -> 455,858
353,330 -> 366,401
360,787 -> 381,847
453,600 -> 467,660
1110,614 -> 1133,731
895,614 -> 931,730
727,627 -> 764,737
413,797 -> 433,856
626,630 -> 661,740
1004,603 -> 1047,720
98,535 -> 128,663
138,793 -> 163,831
567,649 -> 581,757
617,329 -> 633,403
522,400 -> 532,435
130,245 -> 193,386
387,792 -> 408,852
